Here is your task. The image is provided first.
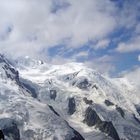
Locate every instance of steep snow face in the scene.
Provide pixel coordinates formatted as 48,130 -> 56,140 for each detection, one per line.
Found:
0,55 -> 85,140
16,57 -> 140,140
0,54 -> 19,83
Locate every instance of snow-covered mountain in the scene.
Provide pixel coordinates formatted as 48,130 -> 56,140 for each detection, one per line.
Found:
0,54 -> 140,140
0,54 -> 84,140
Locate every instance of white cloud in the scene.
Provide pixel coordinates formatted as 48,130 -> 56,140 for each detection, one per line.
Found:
46,52 -> 116,75
0,0 -> 139,63
86,61 -> 115,76
116,36 -> 140,53
85,55 -> 116,75
122,66 -> 140,91
74,51 -> 89,59
94,39 -> 110,49
138,55 -> 140,61
49,56 -> 74,65
0,0 -> 118,58
96,55 -> 114,63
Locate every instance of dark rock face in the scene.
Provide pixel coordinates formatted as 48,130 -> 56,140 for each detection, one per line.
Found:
64,72 -> 79,81
0,118 -> 20,140
68,97 -> 76,115
116,106 -> 125,118
22,82 -> 37,98
65,121 -> 85,140
83,97 -> 93,105
76,78 -> 91,90
0,55 -> 4,63
92,84 -> 98,90
53,136 -> 59,140
0,55 -> 20,84
99,122 -> 120,140
71,129 -> 85,140
0,130 -> 4,140
50,90 -> 57,100
133,114 -> 140,125
48,105 -> 60,116
0,54 -> 8,64
84,107 -> 101,126
84,107 -> 120,140
104,100 -> 114,106
4,65 -> 20,83
135,105 -> 140,115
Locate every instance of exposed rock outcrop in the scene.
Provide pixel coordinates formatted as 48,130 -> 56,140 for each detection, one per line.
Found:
0,130 -> 4,140
65,122 -> 85,140
116,106 -> 125,118
68,97 -> 76,115
83,97 -> 93,105
133,114 -> 140,125
104,100 -> 114,106
135,105 -> 140,115
76,78 -> 91,90
22,82 -> 38,98
0,118 -> 20,140
50,90 -> 57,100
84,106 -> 120,140
48,105 -> 60,116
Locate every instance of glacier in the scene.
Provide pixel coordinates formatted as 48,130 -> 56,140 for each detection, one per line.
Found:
0,54 -> 140,140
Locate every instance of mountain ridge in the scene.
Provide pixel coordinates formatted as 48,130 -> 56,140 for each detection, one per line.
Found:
0,54 -> 85,140
0,54 -> 140,140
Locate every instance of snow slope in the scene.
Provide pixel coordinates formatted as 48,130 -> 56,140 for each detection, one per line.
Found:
0,54 -> 85,140
14,56 -> 140,140
0,55 -> 140,140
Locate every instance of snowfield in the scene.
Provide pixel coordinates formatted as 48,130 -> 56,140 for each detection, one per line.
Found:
0,54 -> 140,140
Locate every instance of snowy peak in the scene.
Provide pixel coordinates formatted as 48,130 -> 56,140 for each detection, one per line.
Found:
0,54 -> 85,140
15,57 -> 140,140
0,55 -> 140,140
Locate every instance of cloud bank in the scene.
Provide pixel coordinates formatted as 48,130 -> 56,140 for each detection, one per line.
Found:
0,0 -> 118,58
0,0 -> 139,76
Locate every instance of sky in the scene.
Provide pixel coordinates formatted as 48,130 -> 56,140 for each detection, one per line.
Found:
0,0 -> 140,78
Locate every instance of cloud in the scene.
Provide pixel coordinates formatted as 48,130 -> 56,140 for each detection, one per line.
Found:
96,55 -> 115,63
86,61 -> 115,76
94,39 -> 110,50
116,36 -> 140,53
85,55 -> 116,75
51,0 -> 70,13
122,66 -> 140,91
138,55 -> 140,61
48,55 -> 74,65
0,0 -> 139,77
74,51 -> 89,59
115,0 -> 140,53
0,0 -> 118,58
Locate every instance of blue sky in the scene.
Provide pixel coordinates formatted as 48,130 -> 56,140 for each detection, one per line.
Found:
0,0 -> 140,76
